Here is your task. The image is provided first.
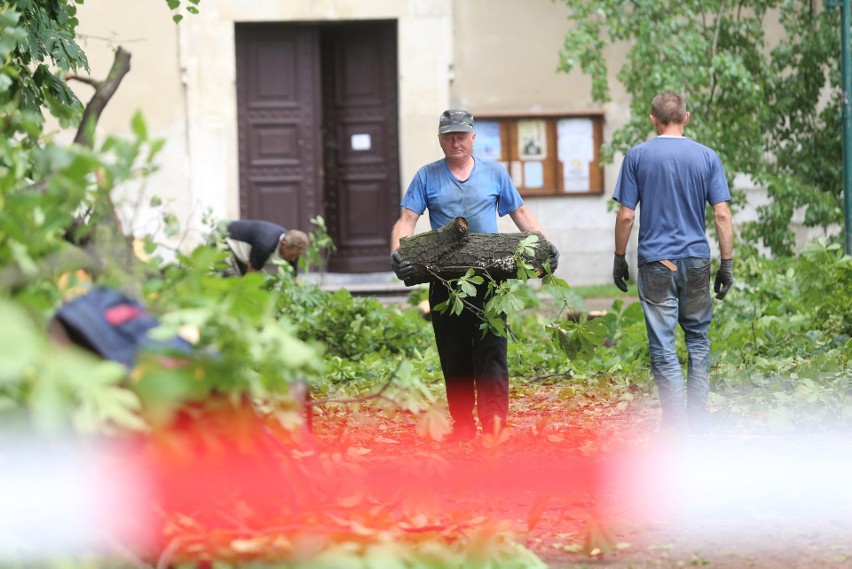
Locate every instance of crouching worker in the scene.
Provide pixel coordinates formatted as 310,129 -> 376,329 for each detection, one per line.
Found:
223,220 -> 309,277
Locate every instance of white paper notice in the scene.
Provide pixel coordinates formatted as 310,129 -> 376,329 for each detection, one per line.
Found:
474,120 -> 502,160
523,161 -> 544,189
510,161 -> 523,188
351,133 -> 371,151
558,118 -> 593,192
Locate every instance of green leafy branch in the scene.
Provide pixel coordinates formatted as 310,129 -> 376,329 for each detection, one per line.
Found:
164,0 -> 201,23
427,233 -> 606,360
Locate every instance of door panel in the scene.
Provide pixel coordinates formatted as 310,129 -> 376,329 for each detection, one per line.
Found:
321,22 -> 399,272
235,25 -> 322,232
235,21 -> 399,272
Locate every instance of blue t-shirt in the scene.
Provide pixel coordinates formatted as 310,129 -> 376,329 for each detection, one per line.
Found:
612,136 -> 730,266
400,158 -> 523,233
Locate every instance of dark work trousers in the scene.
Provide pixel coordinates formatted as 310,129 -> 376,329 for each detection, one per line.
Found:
429,280 -> 509,432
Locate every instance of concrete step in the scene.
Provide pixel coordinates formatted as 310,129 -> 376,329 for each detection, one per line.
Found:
300,271 -> 411,304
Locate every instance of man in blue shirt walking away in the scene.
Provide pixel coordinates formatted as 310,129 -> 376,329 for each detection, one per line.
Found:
390,108 -> 558,442
612,91 -> 734,434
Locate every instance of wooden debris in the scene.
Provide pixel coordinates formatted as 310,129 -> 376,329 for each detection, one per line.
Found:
397,217 -> 553,286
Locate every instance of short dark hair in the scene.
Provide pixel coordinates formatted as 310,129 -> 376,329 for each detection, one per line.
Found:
651,92 -> 687,125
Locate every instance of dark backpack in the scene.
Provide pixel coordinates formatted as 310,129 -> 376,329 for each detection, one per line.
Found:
53,287 -> 192,368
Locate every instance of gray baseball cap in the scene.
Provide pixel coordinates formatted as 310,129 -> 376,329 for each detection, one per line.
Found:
438,109 -> 474,134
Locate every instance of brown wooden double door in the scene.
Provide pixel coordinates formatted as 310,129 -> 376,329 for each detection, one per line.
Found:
235,21 -> 399,272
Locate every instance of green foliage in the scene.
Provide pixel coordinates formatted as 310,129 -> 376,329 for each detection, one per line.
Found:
0,2 -> 547,567
164,0 -> 201,23
798,239 -> 852,338
506,238 -> 852,431
547,315 -> 607,361
555,0 -> 841,255
430,231 -> 591,364
1,1 -> 88,130
301,214 -> 336,272
0,299 -> 145,435
280,284 -> 431,362
1,1 -> 850,566
702,239 -> 852,429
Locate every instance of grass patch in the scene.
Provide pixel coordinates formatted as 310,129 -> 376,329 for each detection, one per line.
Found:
569,282 -> 638,297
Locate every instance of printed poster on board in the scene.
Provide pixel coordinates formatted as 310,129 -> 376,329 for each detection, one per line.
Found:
474,120 -> 502,160
557,118 -> 594,192
517,119 -> 547,160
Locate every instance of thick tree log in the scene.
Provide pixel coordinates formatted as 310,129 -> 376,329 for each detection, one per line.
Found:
398,217 -> 470,266
397,217 -> 552,286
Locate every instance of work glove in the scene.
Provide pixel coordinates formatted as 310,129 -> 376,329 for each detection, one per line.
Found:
547,242 -> 560,273
613,254 -> 629,292
390,250 -> 413,280
714,259 -> 734,300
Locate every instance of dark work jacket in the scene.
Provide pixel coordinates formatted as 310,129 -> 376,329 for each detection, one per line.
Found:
226,220 -> 296,275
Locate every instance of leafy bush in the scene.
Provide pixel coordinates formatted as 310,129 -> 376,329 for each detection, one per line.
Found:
505,237 -> 852,432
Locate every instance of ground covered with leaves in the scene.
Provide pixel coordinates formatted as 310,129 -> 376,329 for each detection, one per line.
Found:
305,382 -> 852,569
137,375 -> 852,569
2,235 -> 850,568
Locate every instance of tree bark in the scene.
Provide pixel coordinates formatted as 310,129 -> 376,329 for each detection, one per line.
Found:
24,47 -> 132,195
67,47 -> 142,284
7,48 -> 141,293
397,217 -> 553,286
72,46 -> 132,148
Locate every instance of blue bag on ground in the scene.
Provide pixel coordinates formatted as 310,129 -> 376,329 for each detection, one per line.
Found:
53,287 -> 192,368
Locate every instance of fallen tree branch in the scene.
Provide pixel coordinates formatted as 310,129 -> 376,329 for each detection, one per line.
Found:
397,217 -> 553,286
305,376 -> 397,408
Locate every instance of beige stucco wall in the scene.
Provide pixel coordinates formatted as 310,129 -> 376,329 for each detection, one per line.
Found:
70,0 -> 457,255
449,0 -> 635,284
67,0 -> 778,286
69,0 -> 189,241
67,0 -> 635,285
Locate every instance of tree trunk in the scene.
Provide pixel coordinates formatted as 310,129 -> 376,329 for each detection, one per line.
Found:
68,47 -> 143,289
72,46 -> 132,148
397,217 -> 552,286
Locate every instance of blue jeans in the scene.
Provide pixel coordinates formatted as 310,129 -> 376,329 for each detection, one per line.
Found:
637,257 -> 713,431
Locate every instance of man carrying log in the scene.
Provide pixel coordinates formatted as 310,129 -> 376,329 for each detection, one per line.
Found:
390,108 -> 559,442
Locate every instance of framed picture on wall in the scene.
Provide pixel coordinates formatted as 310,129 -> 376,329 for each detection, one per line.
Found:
474,120 -> 503,160
475,112 -> 604,196
517,119 -> 547,160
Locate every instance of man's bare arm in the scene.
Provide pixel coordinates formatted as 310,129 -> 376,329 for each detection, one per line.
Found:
509,205 -> 545,234
391,208 -> 420,251
712,201 -> 734,259
614,205 -> 635,255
